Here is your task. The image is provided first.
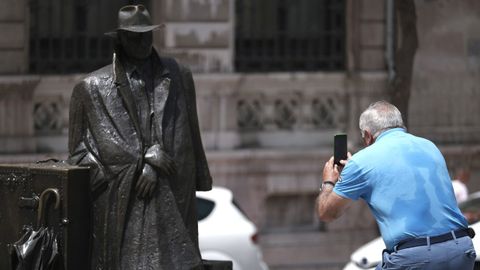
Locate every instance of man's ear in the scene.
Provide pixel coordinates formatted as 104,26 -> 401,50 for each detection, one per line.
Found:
364,130 -> 375,146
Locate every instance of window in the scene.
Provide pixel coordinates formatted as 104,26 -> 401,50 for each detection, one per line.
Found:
29,0 -> 150,74
196,198 -> 215,221
235,0 -> 346,72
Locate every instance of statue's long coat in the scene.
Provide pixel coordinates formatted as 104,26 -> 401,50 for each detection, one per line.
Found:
68,50 -> 211,270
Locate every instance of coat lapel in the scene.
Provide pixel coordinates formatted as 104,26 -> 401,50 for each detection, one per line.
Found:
152,78 -> 170,146
113,53 -> 143,143
152,54 -> 171,148
111,51 -> 173,151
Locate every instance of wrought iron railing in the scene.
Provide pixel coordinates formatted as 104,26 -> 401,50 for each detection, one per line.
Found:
235,0 -> 346,72
29,0 -> 150,74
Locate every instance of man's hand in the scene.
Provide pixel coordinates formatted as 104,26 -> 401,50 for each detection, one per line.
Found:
339,152 -> 352,167
338,151 -> 352,174
317,155 -> 353,222
136,163 -> 157,199
144,144 -> 176,177
323,156 -> 340,184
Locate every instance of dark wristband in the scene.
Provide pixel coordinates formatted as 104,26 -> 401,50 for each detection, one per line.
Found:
323,181 -> 335,187
319,180 -> 336,193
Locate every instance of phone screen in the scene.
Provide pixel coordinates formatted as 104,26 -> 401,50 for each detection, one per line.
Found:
334,134 -> 347,166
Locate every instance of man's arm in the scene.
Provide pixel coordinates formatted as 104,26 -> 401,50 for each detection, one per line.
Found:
316,185 -> 352,222
316,157 -> 353,222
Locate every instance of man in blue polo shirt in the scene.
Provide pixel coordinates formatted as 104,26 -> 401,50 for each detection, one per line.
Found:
316,101 -> 476,269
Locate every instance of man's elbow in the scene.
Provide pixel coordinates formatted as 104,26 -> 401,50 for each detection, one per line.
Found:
319,213 -> 336,223
317,207 -> 341,222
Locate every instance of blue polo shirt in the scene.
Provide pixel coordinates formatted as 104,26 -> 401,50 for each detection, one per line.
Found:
334,128 -> 468,250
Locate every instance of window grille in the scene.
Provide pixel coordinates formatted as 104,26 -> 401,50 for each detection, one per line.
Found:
29,0 -> 150,74
235,0 -> 345,72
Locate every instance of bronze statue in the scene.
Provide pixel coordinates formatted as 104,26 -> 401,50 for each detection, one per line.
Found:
68,5 -> 212,270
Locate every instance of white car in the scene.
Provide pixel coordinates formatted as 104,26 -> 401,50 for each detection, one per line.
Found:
343,193 -> 480,270
197,186 -> 269,270
343,236 -> 384,270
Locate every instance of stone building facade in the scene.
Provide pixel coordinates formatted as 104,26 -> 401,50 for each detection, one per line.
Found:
1,0 -> 480,269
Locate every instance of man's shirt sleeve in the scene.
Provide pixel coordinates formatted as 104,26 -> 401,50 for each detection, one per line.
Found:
333,160 -> 369,201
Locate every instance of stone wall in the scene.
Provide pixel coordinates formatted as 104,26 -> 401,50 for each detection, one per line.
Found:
32,75 -> 83,153
0,0 -> 28,74
154,0 -> 387,75
348,0 -> 386,71
0,76 -> 38,153
28,72 -> 387,153
196,73 -> 351,150
409,0 -> 480,146
153,0 -> 233,73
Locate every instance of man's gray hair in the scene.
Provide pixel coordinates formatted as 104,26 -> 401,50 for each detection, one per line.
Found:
359,101 -> 405,138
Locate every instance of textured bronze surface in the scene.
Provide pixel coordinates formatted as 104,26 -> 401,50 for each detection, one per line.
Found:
68,4 -> 212,270
0,163 -> 91,270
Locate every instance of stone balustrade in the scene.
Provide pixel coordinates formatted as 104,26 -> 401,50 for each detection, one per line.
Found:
29,72 -> 389,152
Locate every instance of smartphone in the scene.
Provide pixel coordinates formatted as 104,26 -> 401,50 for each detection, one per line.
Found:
334,134 -> 348,166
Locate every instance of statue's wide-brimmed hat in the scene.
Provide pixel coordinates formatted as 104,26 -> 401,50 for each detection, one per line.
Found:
105,4 -> 164,36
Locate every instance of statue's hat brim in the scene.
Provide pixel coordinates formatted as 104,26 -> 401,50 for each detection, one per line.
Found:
105,5 -> 164,37
105,24 -> 164,37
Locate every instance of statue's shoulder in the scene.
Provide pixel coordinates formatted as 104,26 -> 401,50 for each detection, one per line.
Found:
159,56 -> 179,71
83,64 -> 114,85
75,64 -> 114,91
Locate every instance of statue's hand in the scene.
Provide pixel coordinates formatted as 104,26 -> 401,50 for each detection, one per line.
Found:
144,144 -> 177,177
136,163 -> 157,199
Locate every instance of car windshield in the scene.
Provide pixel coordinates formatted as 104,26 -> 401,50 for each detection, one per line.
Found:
196,197 -> 215,221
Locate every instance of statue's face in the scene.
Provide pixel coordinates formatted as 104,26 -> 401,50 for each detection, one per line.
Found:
118,30 -> 153,60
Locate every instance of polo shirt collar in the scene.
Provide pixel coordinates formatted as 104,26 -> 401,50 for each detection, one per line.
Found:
376,127 -> 406,142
